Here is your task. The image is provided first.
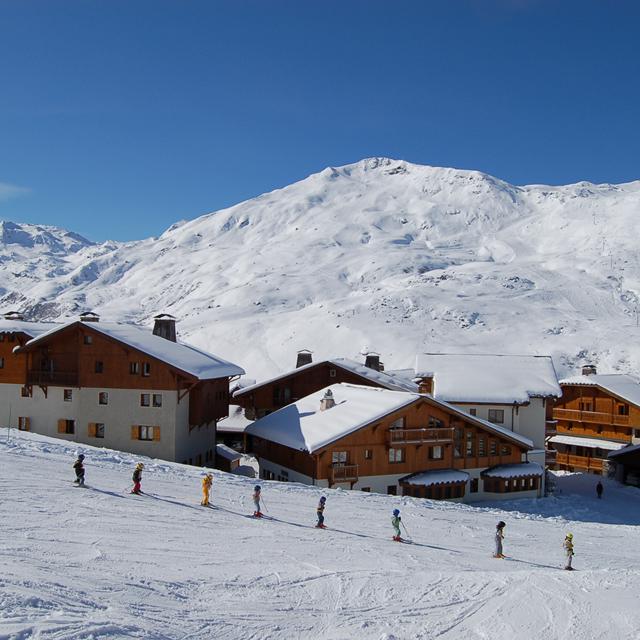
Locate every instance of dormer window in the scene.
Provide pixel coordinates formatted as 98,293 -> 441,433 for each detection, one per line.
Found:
142,362 -> 151,377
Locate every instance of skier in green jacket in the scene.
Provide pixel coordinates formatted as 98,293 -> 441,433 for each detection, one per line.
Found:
392,508 -> 402,541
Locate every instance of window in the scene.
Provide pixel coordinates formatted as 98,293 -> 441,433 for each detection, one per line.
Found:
138,425 -> 154,441
489,440 -> 498,456
0,334 -> 4,341
488,409 -> 504,424
364,449 -> 373,460
262,469 -> 275,480
283,387 -> 291,403
470,478 -> 479,493
130,362 -> 140,375
8,334 -> 14,342
0,356 -> 4,368
454,427 -> 463,458
332,451 -> 347,464
64,389 -> 73,402
18,417 -> 30,431
58,419 -> 75,434
272,386 -> 281,403
278,470 -> 289,482
83,335 -> 93,345
579,401 -> 593,412
152,393 -> 162,407
95,361 -> 104,374
142,362 -> 151,377
388,448 -> 405,463
635,429 -> 640,438
21,386 -> 32,398
387,485 -> 397,495
500,444 -> 512,456
329,368 -> 337,377
98,392 -> 108,405
465,431 -> 474,457
390,417 -> 405,430
618,404 -> 630,416
140,393 -> 150,407
428,416 -> 444,428
429,445 -> 444,460
361,487 -> 371,492
478,437 -> 486,457
469,408 -> 477,416
95,423 -> 105,438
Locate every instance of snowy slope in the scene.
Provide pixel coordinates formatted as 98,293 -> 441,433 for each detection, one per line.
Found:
2,429 -> 639,640
3,157 -> 640,379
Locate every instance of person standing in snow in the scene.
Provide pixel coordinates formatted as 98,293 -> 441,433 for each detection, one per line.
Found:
392,508 -> 402,541
316,496 -> 327,528
563,533 -> 575,570
493,521 -> 506,558
596,481 -> 603,499
131,463 -> 144,495
73,454 -> 85,486
253,485 -> 263,517
201,473 -> 213,506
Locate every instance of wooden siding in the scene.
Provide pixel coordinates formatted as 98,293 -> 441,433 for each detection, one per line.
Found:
0,332 -> 31,384
189,378 -> 230,426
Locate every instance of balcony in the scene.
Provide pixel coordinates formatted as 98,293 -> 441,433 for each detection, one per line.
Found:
387,427 -> 454,446
553,408 -> 630,426
27,370 -> 79,387
545,420 -> 558,437
329,463 -> 359,485
555,452 -> 604,473
544,448 -> 557,465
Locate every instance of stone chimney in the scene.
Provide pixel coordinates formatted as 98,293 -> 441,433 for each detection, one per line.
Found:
296,349 -> 313,368
153,314 -> 177,342
3,311 -> 25,321
582,364 -> 597,376
79,311 -> 100,322
417,374 -> 435,395
364,352 -> 383,372
319,389 -> 336,412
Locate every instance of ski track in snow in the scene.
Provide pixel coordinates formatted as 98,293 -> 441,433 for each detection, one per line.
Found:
1,431 -> 639,639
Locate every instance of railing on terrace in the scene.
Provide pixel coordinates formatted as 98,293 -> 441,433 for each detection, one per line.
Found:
387,427 -> 454,446
329,464 -> 359,484
555,452 -> 604,472
27,370 -> 79,386
553,408 -> 630,426
545,420 -> 558,436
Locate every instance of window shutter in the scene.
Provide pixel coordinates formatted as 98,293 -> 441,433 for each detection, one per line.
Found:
25,417 -> 31,432
131,425 -> 138,440
153,426 -> 161,441
57,419 -> 66,434
88,423 -> 96,438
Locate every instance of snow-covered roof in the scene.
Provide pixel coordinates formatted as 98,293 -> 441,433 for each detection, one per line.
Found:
16,320 -> 245,380
414,353 -> 561,403
234,358 -> 419,397
481,462 -> 544,478
559,374 -> 640,408
245,383 -> 420,453
401,469 -> 470,487
0,319 -> 59,337
608,443 -> 640,459
217,405 -> 254,433
549,435 -> 627,452
215,444 -> 242,462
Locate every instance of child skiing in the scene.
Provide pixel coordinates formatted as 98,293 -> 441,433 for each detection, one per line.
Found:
392,508 -> 402,541
563,533 -> 575,570
316,496 -> 327,528
493,521 -> 506,558
201,473 -> 213,506
131,463 -> 144,495
252,485 -> 263,517
73,454 -> 85,487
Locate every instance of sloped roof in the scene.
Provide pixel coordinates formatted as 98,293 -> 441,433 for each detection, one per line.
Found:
549,435 -> 627,451
15,320 -> 245,380
233,358 -> 419,397
414,353 -> 561,403
401,469 -> 470,487
217,405 -> 254,433
0,319 -> 59,338
608,443 -> 640,459
481,462 -> 544,478
245,383 -> 534,453
559,374 -> 640,408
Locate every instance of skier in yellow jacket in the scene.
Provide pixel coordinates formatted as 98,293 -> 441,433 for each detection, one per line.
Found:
201,473 -> 213,506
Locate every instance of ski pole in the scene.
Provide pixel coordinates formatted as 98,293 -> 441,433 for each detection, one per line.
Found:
401,521 -> 411,538
261,495 -> 269,512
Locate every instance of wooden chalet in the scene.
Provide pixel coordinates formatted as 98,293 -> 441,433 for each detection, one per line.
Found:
245,383 -> 542,502
549,366 -> 640,475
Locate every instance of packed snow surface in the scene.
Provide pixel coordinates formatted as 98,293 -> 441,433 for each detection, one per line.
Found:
3,158 -> 640,381
2,429 -> 639,640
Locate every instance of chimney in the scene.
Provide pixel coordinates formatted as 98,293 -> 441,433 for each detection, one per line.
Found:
364,352 -> 382,372
582,364 -> 597,376
319,389 -> 336,411
79,311 -> 100,322
417,374 -> 435,395
153,314 -> 177,342
296,349 -> 313,368
3,311 -> 25,321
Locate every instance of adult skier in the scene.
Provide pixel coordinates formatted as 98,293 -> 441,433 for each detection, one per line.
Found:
131,463 -> 144,495
73,454 -> 85,487
252,485 -> 263,517
201,473 -> 213,506
494,521 -> 506,558
563,533 -> 575,570
391,508 -> 402,541
316,496 -> 327,528
596,481 -> 603,499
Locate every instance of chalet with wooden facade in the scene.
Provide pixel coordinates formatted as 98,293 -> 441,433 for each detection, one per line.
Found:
1,313 -> 244,465
549,366 -> 640,475
233,354 -> 418,420
406,353 -> 561,475
246,383 -> 543,502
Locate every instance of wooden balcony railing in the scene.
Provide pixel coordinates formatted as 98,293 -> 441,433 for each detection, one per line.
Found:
544,448 -> 557,464
27,370 -> 79,387
329,463 -> 359,484
555,452 -> 604,472
545,420 -> 558,436
387,427 -> 454,446
553,408 -> 630,426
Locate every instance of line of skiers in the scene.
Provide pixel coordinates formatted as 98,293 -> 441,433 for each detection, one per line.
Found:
72,454 -> 577,568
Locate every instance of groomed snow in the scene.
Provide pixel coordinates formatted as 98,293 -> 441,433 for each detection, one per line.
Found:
402,469 -> 470,486
549,435 -> 628,451
2,429 -> 640,639
559,373 -> 640,408
414,353 -> 561,404
482,462 -> 544,478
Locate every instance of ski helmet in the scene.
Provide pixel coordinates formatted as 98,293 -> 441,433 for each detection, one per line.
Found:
497,521 -> 506,529
78,454 -> 85,461
136,462 -> 144,469
320,496 -> 326,503
393,508 -> 400,516
566,533 -> 573,540
254,485 -> 261,491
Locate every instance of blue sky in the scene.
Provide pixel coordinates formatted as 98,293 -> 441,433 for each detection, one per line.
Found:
1,0 -> 639,242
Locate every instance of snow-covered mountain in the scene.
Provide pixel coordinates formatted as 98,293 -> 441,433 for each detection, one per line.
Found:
3,158 -> 640,379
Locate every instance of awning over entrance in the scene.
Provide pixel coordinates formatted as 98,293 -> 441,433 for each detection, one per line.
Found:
401,469 -> 469,487
481,462 -> 543,479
